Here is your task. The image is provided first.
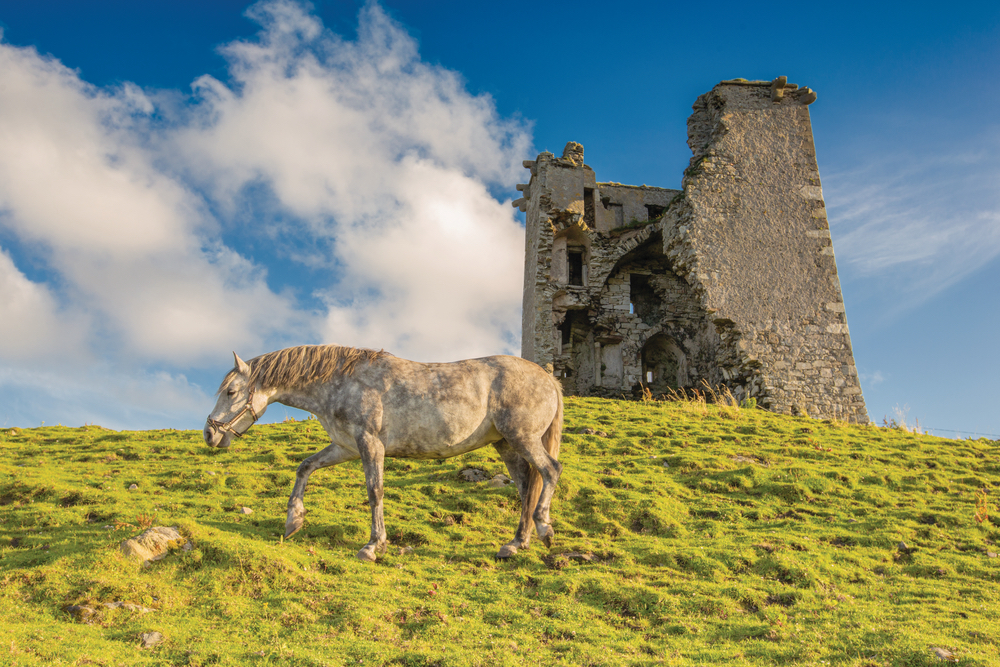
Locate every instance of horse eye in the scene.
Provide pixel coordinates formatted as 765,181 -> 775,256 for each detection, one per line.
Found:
227,389 -> 236,397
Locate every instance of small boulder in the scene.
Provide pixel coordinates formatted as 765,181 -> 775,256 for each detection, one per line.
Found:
104,601 -> 155,613
120,526 -> 189,564
931,647 -> 957,662
459,468 -> 489,483
66,605 -> 96,622
487,474 -> 511,488
140,631 -> 164,649
239,507 -> 253,515
128,484 -> 139,491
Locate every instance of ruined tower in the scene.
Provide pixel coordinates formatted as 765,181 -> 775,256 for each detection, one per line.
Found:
516,77 -> 868,423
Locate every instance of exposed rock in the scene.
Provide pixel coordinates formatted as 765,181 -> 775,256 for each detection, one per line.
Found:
563,551 -> 597,562
487,474 -> 511,488
120,526 -> 190,564
459,468 -> 490,483
931,647 -> 957,662
140,631 -> 164,648
128,484 -> 139,491
105,601 -> 155,613
66,605 -> 96,622
239,506 -> 253,515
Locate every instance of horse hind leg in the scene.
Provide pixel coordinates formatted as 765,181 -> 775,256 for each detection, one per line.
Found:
502,430 -> 562,551
493,440 -> 535,559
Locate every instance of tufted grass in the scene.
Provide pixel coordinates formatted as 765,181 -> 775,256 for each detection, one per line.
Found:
1,398 -> 999,666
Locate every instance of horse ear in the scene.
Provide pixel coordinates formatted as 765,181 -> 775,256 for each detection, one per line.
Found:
233,352 -> 251,376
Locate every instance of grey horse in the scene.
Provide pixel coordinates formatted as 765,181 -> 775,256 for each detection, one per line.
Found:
204,345 -> 563,561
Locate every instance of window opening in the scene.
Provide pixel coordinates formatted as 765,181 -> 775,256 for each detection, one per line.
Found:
568,250 -> 584,286
629,274 -> 659,325
584,188 -> 595,227
645,204 -> 666,220
646,371 -> 653,383
560,319 -> 572,347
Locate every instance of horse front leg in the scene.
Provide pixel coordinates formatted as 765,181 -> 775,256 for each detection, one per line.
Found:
284,442 -> 357,539
356,432 -> 388,562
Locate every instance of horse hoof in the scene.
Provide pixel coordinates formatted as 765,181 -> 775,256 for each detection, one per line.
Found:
284,516 -> 304,539
537,524 -> 554,548
496,544 -> 519,559
356,541 -> 385,562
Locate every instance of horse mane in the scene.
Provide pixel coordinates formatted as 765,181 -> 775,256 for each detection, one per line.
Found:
218,345 -> 389,394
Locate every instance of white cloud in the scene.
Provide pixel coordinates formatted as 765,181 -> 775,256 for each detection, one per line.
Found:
0,0 -> 533,427
174,0 -> 530,361
0,249 -> 88,361
859,369 -> 885,388
0,37 -> 302,365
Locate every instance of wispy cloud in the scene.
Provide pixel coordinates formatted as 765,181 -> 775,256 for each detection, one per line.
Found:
825,135 -> 1000,317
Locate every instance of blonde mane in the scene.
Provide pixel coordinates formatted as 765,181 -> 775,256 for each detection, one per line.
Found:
218,345 -> 389,394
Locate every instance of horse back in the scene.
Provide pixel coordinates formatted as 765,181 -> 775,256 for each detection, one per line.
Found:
362,355 -> 559,458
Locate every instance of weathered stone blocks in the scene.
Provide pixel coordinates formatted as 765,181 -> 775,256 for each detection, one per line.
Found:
519,77 -> 868,423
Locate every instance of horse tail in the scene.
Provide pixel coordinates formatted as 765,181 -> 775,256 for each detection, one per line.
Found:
525,377 -> 563,530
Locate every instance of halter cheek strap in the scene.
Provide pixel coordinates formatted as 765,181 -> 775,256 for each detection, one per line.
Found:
207,386 -> 259,438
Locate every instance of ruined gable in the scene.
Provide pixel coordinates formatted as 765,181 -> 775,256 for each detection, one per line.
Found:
517,77 -> 868,423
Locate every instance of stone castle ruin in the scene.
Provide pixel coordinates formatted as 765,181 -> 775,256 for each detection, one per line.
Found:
515,77 -> 868,423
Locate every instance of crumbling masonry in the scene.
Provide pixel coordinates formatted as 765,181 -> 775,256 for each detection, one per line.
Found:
516,77 -> 868,423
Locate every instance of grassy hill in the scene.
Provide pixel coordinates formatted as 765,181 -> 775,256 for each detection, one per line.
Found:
1,397 -> 998,666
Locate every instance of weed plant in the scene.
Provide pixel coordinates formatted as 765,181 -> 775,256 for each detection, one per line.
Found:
1,398 -> 999,666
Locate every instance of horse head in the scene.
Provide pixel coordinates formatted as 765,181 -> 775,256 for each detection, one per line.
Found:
204,352 -> 267,448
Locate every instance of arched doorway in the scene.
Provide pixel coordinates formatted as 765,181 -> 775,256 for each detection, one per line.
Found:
640,334 -> 688,395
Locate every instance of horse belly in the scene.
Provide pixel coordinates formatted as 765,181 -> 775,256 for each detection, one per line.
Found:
383,412 -> 500,460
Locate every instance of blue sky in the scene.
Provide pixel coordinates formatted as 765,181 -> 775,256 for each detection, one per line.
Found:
0,1 -> 997,437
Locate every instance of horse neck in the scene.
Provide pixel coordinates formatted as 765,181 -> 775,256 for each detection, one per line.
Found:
265,383 -> 326,416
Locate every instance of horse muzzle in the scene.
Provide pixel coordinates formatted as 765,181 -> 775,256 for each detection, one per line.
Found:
203,422 -> 233,449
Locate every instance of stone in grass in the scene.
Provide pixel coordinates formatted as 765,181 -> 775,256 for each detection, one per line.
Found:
239,507 -> 253,515
140,631 -> 164,649
487,474 -> 511,488
931,647 -> 957,662
128,483 -> 139,491
120,526 -> 190,565
459,468 -> 490,483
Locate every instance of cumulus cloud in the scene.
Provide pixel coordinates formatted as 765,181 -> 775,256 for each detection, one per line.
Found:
174,0 -> 530,361
0,0 -> 532,427
0,37 -> 300,364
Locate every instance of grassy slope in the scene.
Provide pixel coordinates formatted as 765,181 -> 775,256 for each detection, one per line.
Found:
1,397 -> 998,667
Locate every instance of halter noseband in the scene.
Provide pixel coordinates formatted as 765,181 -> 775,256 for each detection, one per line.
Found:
207,386 -> 259,438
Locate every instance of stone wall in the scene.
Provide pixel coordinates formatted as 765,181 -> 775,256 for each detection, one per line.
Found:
517,77 -> 869,423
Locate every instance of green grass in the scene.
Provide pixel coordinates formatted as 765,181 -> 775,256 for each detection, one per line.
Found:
1,398 -> 999,666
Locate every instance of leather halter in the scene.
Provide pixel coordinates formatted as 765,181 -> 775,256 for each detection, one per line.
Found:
207,386 -> 259,438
